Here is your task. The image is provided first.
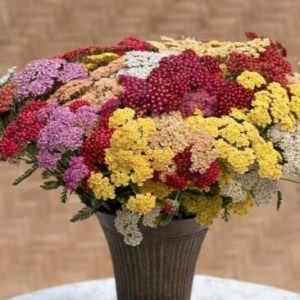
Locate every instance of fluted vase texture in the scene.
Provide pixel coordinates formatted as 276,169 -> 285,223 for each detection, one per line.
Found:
97,212 -> 208,300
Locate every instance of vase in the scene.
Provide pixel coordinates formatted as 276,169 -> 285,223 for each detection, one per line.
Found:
97,211 -> 208,300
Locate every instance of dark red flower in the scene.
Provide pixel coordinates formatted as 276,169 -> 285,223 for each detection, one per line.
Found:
108,37 -> 154,55
68,99 -> 91,112
0,100 -> 47,160
54,45 -> 101,62
80,126 -> 113,171
165,173 -> 187,190
162,200 -> 177,215
214,80 -> 254,116
119,50 -> 223,115
226,44 -> 291,85
0,137 -> 21,160
173,147 -> 220,188
193,161 -> 220,188
179,89 -> 219,117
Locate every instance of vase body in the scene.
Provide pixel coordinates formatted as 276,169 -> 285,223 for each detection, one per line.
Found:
97,212 -> 208,300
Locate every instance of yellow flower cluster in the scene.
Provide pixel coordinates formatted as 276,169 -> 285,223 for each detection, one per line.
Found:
148,36 -> 270,58
105,108 -> 175,187
252,141 -> 282,178
229,195 -> 254,216
248,82 -> 297,132
187,114 -> 282,178
183,195 -> 222,226
84,52 -> 119,71
237,71 -> 266,90
87,172 -> 115,200
140,180 -> 173,198
126,193 -> 156,214
243,122 -> 282,179
215,140 -> 255,174
289,83 -> 300,118
108,107 -> 135,128
150,148 -> 175,172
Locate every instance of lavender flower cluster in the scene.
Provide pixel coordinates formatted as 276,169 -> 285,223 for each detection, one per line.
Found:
14,59 -> 88,101
63,156 -> 89,190
36,103 -> 97,170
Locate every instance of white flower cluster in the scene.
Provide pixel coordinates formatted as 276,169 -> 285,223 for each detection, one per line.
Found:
221,169 -> 279,205
0,66 -> 17,87
114,205 -> 161,246
253,179 -> 279,205
114,207 -> 143,246
220,180 -> 247,202
268,123 -> 300,176
118,50 -> 177,79
142,205 -> 161,228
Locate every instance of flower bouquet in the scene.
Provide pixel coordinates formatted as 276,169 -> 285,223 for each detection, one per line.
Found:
1,33 -> 299,300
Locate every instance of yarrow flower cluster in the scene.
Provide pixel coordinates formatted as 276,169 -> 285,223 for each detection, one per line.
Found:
268,122 -> 300,176
0,33 -> 299,246
14,59 -> 88,101
63,156 -> 89,190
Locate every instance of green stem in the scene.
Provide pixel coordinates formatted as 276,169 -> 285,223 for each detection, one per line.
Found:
174,190 -> 181,202
281,177 -> 300,185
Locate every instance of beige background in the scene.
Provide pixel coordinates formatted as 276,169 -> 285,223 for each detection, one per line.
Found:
0,0 -> 300,298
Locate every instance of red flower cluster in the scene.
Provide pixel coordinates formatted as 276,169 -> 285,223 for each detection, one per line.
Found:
165,173 -> 187,190
80,126 -> 113,171
68,99 -> 91,112
214,80 -> 254,116
162,200 -> 178,215
163,146 -> 220,190
193,161 -> 220,188
118,76 -> 147,114
55,37 -> 153,62
120,50 -> 253,116
226,45 -> 291,85
179,89 -> 218,117
0,137 -> 20,160
108,37 -> 154,55
0,83 -> 15,113
0,100 -> 46,160
54,45 -> 101,62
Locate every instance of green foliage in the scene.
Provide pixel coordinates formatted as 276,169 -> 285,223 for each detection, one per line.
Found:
13,164 -> 38,185
70,199 -> 103,222
0,118 -> 5,136
40,180 -> 61,190
70,206 -> 97,222
159,214 -> 174,226
26,143 -> 38,157
181,189 -> 204,197
277,190 -> 283,211
221,196 -> 232,222
60,187 -> 68,203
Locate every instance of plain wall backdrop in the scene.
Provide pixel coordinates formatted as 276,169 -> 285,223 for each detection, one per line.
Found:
0,0 -> 300,298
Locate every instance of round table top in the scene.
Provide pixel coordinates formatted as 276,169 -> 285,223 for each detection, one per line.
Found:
9,275 -> 300,300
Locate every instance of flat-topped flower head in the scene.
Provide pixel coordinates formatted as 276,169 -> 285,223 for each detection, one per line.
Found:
14,59 -> 88,101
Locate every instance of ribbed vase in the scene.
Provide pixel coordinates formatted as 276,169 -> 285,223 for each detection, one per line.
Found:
97,212 -> 208,300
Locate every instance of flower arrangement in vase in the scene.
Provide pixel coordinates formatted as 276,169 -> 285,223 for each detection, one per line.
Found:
1,32 -> 299,300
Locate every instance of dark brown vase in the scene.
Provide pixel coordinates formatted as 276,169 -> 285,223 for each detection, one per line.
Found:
97,211 -> 208,300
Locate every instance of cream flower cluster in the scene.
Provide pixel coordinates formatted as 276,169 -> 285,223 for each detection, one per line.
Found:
268,122 -> 300,176
114,207 -> 143,246
118,50 -> 177,79
221,169 -> 279,205
0,66 -> 17,87
115,204 -> 161,245
149,36 -> 270,58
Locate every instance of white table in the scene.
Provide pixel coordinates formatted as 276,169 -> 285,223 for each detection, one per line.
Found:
9,275 -> 300,300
